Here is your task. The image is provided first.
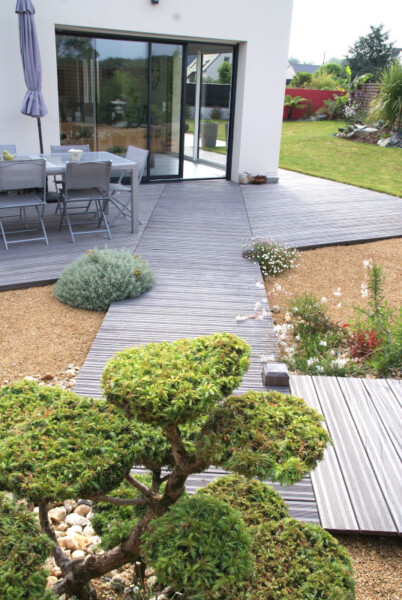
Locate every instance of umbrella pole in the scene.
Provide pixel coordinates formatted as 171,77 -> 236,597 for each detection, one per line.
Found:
37,117 -> 44,154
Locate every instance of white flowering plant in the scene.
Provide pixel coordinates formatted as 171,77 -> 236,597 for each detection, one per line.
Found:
242,238 -> 299,280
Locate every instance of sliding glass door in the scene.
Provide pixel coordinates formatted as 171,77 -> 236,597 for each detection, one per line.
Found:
56,33 -> 236,181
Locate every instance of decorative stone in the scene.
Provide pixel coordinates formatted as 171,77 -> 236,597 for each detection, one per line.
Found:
262,362 -> 290,388
66,525 -> 83,536
74,503 -> 91,517
65,512 -> 88,527
40,373 -> 54,381
71,550 -> 86,560
46,576 -> 58,588
57,522 -> 69,532
271,305 -> 280,314
83,524 -> 95,537
59,534 -> 89,551
77,499 -> 92,507
48,506 -> 67,524
50,567 -> 62,578
63,499 -> 77,513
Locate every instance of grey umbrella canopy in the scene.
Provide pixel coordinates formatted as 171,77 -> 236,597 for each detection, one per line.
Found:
16,0 -> 48,153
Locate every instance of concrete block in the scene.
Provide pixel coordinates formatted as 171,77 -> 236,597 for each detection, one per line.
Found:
262,362 -> 289,387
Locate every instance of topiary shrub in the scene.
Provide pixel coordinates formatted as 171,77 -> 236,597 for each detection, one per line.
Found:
196,473 -> 289,526
142,494 -> 252,599
53,248 -> 154,311
0,380 -> 138,503
196,390 -> 331,484
0,334 -> 353,600
102,332 -> 251,425
238,519 -> 355,600
0,493 -> 55,600
92,475 -> 164,550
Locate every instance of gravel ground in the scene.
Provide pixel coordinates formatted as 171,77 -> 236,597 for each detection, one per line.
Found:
1,241 -> 401,598
265,238 -> 402,326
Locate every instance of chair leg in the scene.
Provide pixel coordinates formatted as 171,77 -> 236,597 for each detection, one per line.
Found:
0,218 -> 9,250
96,199 -> 112,240
35,205 -> 49,246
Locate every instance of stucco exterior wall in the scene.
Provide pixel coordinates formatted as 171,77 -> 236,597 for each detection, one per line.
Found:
0,0 -> 293,182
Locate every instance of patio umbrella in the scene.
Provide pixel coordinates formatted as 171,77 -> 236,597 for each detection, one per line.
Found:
15,0 -> 48,153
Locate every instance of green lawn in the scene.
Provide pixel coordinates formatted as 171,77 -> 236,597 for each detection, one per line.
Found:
279,121 -> 402,197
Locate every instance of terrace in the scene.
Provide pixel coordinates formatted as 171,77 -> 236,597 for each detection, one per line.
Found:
1,170 -> 401,535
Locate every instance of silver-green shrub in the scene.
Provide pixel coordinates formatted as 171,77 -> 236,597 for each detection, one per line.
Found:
53,248 -> 154,311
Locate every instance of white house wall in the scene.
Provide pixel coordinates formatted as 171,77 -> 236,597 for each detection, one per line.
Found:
1,0 -> 293,182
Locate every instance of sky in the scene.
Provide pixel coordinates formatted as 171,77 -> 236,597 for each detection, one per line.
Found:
288,0 -> 402,65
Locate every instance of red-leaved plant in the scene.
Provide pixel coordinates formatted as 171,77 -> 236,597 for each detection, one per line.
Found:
348,326 -> 383,359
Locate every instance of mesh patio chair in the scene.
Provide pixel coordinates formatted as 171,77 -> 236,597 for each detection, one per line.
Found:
108,145 -> 148,226
59,160 -> 112,243
0,159 -> 48,250
50,145 -> 90,212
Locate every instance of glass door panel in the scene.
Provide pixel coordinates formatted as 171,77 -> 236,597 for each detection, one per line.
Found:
149,43 -> 183,178
94,38 -> 148,170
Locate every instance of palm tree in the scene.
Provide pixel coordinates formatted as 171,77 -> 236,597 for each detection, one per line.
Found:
284,95 -> 308,120
369,62 -> 402,131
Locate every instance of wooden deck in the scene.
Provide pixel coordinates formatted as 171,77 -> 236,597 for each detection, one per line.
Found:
243,169 -> 402,249
291,376 -> 402,535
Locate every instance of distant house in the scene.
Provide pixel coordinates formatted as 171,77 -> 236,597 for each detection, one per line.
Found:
286,62 -> 321,84
187,54 -> 232,83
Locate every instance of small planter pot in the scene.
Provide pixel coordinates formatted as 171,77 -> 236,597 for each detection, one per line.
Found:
251,175 -> 267,184
200,122 -> 218,148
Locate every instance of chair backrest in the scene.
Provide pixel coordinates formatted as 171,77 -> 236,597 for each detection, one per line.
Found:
0,145 -> 17,156
0,159 -> 46,193
65,161 -> 112,194
50,144 -> 90,153
126,146 -> 149,182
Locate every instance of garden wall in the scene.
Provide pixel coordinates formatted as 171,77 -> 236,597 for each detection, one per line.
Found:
283,88 -> 347,120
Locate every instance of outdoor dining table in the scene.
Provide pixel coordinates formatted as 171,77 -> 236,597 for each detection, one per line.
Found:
19,151 -> 139,233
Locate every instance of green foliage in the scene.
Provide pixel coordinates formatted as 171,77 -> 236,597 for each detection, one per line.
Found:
289,71 -> 312,88
0,493 -> 55,600
142,495 -> 252,599
102,333 -> 250,426
0,380 -> 138,503
217,61 -> 232,84
242,238 -> 299,279
284,95 -> 308,119
92,476 -> 154,550
321,93 -> 349,119
53,248 -> 154,311
317,63 -> 347,79
196,474 -> 289,526
236,519 -> 355,599
209,106 -> 223,120
352,263 -> 402,376
311,72 -> 343,90
196,390 -> 330,484
346,24 -> 395,79
281,293 -> 358,376
369,61 -> 402,130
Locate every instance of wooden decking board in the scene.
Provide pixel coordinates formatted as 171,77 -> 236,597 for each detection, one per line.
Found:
290,376 -> 359,532
337,378 -> 402,533
311,376 -> 396,534
361,379 -> 402,461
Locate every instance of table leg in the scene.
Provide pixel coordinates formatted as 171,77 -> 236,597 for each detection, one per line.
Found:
131,163 -> 139,234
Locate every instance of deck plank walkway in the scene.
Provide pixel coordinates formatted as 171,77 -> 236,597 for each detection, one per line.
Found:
242,169 -> 402,249
291,375 -> 402,535
73,179 -> 318,522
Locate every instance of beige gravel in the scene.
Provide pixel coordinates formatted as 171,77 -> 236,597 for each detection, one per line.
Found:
265,238 -> 402,326
0,284 -> 104,384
